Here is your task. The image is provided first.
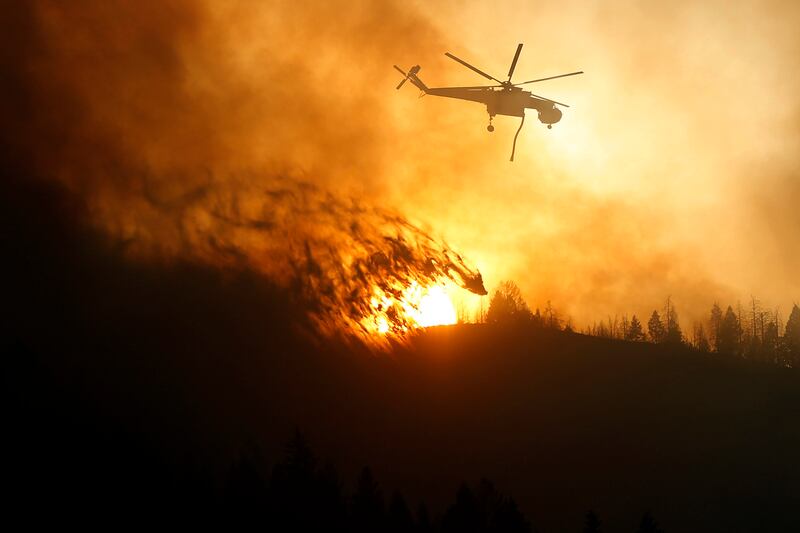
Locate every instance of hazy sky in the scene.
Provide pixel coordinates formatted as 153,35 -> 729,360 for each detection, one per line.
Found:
8,0 -> 799,331
394,0 -> 800,326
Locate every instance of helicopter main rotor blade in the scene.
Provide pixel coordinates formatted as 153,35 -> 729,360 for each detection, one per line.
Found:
515,70 -> 584,85
530,92 -> 570,107
437,85 -> 503,90
507,43 -> 523,81
444,52 -> 504,84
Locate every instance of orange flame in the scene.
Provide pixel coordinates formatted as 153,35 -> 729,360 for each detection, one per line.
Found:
362,281 -> 457,336
95,175 -> 485,347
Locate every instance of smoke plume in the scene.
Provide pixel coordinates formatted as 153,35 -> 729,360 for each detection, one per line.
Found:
140,173 -> 486,341
3,0 -> 798,338
0,0 -> 486,344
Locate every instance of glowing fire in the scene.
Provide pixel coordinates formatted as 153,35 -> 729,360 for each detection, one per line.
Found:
363,281 -> 457,335
413,285 -> 458,327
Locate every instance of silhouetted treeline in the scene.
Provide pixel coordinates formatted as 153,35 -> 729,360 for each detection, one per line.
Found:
5,174 -> 794,531
220,431 -> 535,532
699,300 -> 800,366
483,281 -> 800,368
221,432 -> 665,533
481,281 -> 568,331
581,296 -> 800,368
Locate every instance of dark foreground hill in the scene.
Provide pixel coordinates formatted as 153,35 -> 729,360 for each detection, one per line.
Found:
4,178 -> 800,532
395,326 -> 800,532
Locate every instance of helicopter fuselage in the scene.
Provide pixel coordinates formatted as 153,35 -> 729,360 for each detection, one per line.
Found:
418,84 -> 562,125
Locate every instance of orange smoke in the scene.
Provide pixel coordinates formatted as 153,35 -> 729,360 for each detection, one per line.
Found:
7,0 -> 794,342
0,1 -> 485,345
125,174 -> 485,344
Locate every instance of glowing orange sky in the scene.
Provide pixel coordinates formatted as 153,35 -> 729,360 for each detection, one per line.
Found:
386,0 -> 800,327
17,0 -> 800,332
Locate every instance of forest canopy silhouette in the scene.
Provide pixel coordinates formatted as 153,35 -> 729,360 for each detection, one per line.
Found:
3,1 -> 800,532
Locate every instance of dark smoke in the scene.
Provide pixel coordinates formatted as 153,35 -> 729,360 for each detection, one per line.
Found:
140,173 -> 487,341
0,1 -> 484,344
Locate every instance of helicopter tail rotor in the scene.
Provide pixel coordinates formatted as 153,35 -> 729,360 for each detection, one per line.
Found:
393,65 -> 409,89
394,65 -> 426,92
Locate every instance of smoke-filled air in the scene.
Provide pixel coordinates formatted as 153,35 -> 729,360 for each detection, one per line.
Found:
4,0 -> 799,342
6,2 -> 800,530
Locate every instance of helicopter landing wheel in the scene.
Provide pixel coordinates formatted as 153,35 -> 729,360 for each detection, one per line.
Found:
547,124 -> 552,129
487,124 -> 495,132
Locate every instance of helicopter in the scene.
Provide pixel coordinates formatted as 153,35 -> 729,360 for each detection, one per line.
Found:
394,44 -> 582,161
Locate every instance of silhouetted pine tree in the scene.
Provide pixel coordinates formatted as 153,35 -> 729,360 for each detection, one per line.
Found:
784,304 -> 800,366
709,303 -> 723,351
626,315 -> 645,341
544,300 -> 561,329
693,323 -> 710,352
492,496 -> 530,532
663,298 -> 682,344
268,431 -> 348,531
442,480 -> 531,533
648,311 -> 665,343
763,319 -> 779,364
476,479 -> 530,533
718,306 -> 741,355
487,281 -> 532,324
532,308 -> 543,327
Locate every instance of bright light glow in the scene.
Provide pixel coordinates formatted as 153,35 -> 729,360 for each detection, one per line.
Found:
412,285 -> 458,327
361,282 -> 458,336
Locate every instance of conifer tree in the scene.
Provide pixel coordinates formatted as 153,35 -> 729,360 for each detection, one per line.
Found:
663,298 -> 682,344
718,306 -> 741,355
648,310 -> 665,343
486,281 -> 532,324
709,303 -> 723,351
784,304 -> 800,366
626,315 -> 645,341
